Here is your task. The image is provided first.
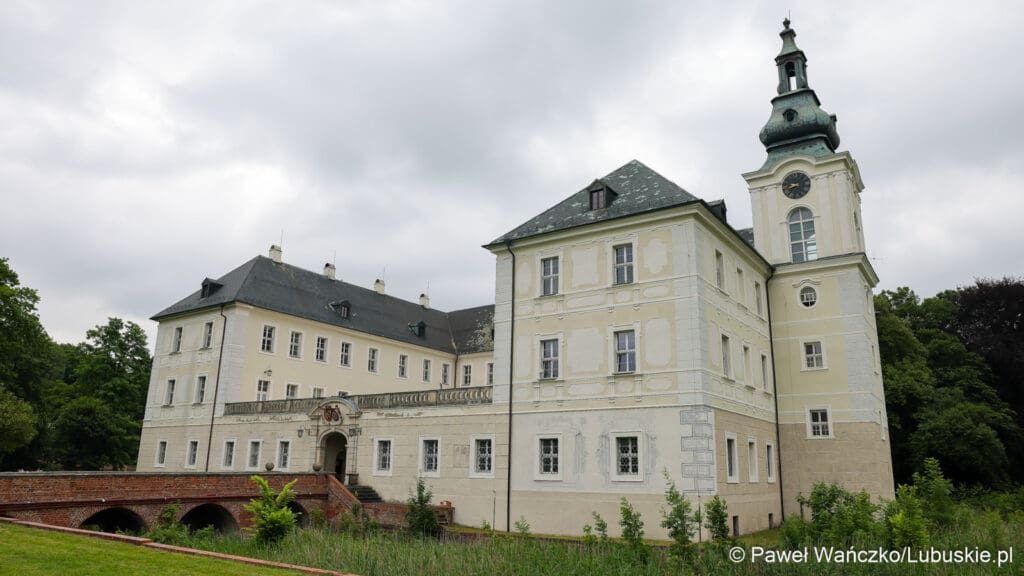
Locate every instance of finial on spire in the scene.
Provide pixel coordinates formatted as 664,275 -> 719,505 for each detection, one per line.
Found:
783,17 -> 790,30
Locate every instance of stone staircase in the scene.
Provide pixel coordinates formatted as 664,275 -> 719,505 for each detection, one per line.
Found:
349,484 -> 383,504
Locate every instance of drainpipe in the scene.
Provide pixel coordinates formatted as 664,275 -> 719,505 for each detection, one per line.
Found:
765,269 -> 785,521
504,241 -> 516,533
203,306 -> 228,472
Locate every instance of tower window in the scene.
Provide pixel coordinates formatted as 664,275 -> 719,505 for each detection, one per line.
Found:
783,108 -> 798,122
785,61 -> 797,91
788,208 -> 818,262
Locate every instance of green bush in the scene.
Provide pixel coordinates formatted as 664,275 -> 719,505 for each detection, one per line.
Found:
405,478 -> 440,538
703,494 -> 731,542
797,482 -> 883,546
513,516 -> 531,536
336,502 -> 379,536
618,497 -> 649,563
592,511 -> 609,543
659,472 -> 697,565
146,503 -> 190,546
779,514 -> 810,549
913,457 -> 955,527
886,485 -> 928,548
243,475 -> 298,545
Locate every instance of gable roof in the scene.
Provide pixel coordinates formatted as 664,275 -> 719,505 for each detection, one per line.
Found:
152,256 -> 494,354
488,159 -> 700,246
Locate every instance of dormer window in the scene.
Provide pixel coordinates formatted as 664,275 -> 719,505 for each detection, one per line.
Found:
586,180 -> 616,211
200,278 -> 223,299
409,321 -> 426,338
330,300 -> 351,319
590,188 -> 606,210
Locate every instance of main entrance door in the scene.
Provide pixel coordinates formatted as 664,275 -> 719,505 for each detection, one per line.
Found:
322,431 -> 348,482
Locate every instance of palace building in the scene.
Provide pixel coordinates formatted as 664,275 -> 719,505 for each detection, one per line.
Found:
136,20 -> 894,537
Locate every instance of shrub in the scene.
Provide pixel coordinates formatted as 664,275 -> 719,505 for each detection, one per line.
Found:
886,485 -> 928,549
798,482 -> 882,546
592,511 -> 609,543
618,497 -> 649,563
659,471 -> 697,564
243,475 -> 298,545
146,503 -> 190,546
337,502 -> 379,536
779,515 -> 810,549
913,457 -> 954,527
703,495 -> 731,542
513,516 -> 531,536
405,478 -> 440,538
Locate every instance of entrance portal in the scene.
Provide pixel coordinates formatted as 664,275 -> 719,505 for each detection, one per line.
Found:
322,431 -> 348,483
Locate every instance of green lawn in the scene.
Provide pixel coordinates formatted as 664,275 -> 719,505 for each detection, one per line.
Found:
0,523 -> 306,576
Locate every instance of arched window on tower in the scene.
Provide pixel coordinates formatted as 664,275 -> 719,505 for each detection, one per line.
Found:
788,207 -> 817,262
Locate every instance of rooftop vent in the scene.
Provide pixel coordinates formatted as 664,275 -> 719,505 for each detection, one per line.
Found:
374,279 -> 385,294
324,262 -> 336,280
419,293 -> 430,309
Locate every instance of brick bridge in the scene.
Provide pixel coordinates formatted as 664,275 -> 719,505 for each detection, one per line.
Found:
0,472 -> 439,534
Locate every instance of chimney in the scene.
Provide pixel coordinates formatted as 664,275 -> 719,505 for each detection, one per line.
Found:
374,279 -> 385,294
419,293 -> 430,309
269,244 -> 283,263
324,262 -> 336,280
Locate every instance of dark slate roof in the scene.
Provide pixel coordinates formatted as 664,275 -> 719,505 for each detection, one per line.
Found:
448,304 -> 495,354
153,256 -> 495,354
488,160 -> 700,245
737,228 -> 755,247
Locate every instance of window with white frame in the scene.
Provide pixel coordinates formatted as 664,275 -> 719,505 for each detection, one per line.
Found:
289,331 -> 303,358
721,335 -> 732,378
742,345 -> 751,383
799,286 -> 818,308
614,330 -> 636,373
441,363 -> 450,386
261,325 -> 275,353
541,257 -> 559,296
612,434 -> 641,480
202,321 -> 214,349
315,336 -> 328,362
613,244 -> 634,285
715,250 -> 725,290
194,375 -> 207,404
247,440 -> 262,469
809,409 -> 831,438
487,362 -> 494,385
748,439 -> 758,482
755,281 -> 763,315
277,440 -> 290,470
766,442 -> 776,482
164,379 -> 176,405
339,342 -> 351,366
726,435 -> 738,482
736,268 -> 745,303
472,436 -> 494,477
462,365 -> 472,386
538,437 -> 560,477
804,341 -> 824,369
761,354 -> 770,391
398,354 -> 408,378
256,379 -> 270,401
540,339 -> 559,379
312,387 -> 324,399
286,383 -> 299,399
186,440 -> 199,467
374,439 -> 393,474
789,207 -> 817,262
172,326 -> 183,353
423,359 -> 431,382
420,438 -> 440,476
368,348 -> 378,373
156,441 -> 168,466
222,440 -> 235,469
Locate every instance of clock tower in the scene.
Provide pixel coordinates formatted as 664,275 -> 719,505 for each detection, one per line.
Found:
743,19 -> 894,513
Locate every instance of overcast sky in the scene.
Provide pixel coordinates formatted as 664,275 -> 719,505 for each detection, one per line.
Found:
2,1 -> 1022,347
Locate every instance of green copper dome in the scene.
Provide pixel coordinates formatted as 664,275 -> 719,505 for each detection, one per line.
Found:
758,19 -> 840,169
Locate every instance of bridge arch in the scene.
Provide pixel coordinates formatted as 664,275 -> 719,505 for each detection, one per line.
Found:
181,503 -> 239,534
288,501 -> 310,528
80,507 -> 147,534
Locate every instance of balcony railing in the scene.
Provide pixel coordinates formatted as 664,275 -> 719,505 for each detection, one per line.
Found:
224,386 -> 492,416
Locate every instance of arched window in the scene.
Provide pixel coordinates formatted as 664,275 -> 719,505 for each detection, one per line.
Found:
788,208 -> 817,262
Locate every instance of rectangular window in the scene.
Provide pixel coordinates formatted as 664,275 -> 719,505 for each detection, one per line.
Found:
278,440 -> 290,469
339,342 -> 351,366
247,440 -> 261,469
487,363 -> 494,385
474,438 -> 493,475
726,436 -> 738,482
289,331 -> 303,358
590,189 -> 605,210
742,345 -> 751,383
541,339 -> 559,379
422,359 -> 431,382
172,326 -> 183,353
748,439 -> 758,482
613,244 -> 634,285
421,438 -> 439,475
539,437 -> 559,475
312,387 -> 324,399
541,257 -> 559,296
186,440 -> 199,467
804,341 -> 824,369
222,440 -> 235,469
194,375 -> 207,404
286,383 -> 299,399
766,442 -> 776,482
736,268 -> 745,303
462,365 -> 472,386
721,335 -> 731,378
715,250 -> 724,290
398,354 -> 408,378
441,363 -> 450,386
761,354 -> 770,391
810,409 -> 831,438
256,379 -> 270,402
614,330 -> 636,373
315,336 -> 328,362
202,321 -> 214,349
368,348 -> 378,373
754,281 -> 763,315
261,325 -> 275,353
616,436 -> 640,476
156,441 -> 167,466
375,439 -> 392,473
164,379 -> 176,405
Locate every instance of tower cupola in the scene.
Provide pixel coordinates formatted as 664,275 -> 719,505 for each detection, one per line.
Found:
758,19 -> 840,169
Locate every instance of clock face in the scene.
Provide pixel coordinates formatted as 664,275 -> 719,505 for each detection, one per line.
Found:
782,172 -> 811,199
